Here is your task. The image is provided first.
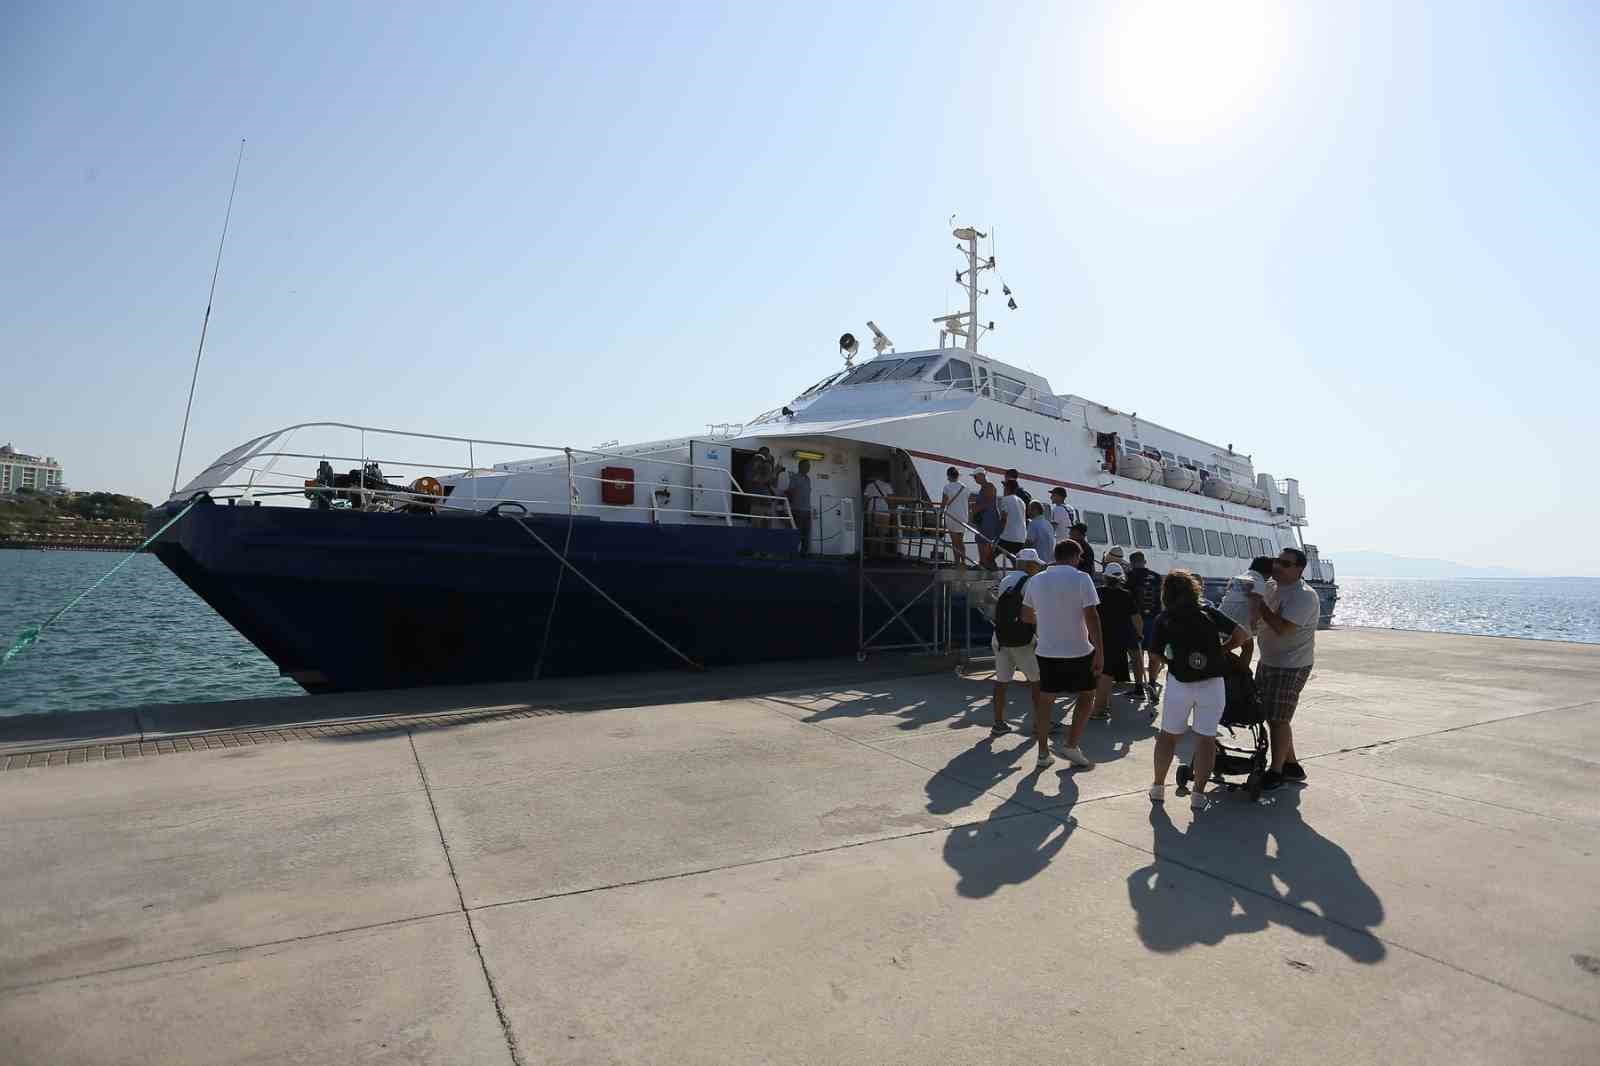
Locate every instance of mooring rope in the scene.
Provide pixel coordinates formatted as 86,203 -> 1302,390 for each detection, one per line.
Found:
505,513 -> 703,673
1,499 -> 201,669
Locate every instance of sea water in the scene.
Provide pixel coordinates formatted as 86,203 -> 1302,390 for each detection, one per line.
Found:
2,551 -> 1597,717
1,550 -> 299,717
1334,575 -> 1600,645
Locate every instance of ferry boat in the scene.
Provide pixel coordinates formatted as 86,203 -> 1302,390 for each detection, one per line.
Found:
147,225 -> 1337,693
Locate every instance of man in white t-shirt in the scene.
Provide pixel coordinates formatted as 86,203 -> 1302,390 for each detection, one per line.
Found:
1249,547 -> 1323,790
939,466 -> 967,570
986,548 -> 1047,736
996,481 -> 1028,563
1020,539 -> 1103,771
1048,487 -> 1076,542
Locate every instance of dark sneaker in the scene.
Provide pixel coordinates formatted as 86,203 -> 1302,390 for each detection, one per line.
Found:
1261,770 -> 1285,791
990,722 -> 1013,737
1090,708 -> 1111,721
1132,684 -> 1148,702
1282,761 -> 1306,781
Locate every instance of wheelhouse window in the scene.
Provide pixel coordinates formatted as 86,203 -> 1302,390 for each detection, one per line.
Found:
992,373 -> 1029,404
1221,532 -> 1237,557
798,370 -> 847,398
1109,515 -> 1132,546
1172,525 -> 1191,553
884,354 -> 939,381
1084,511 -> 1109,545
838,359 -> 903,386
1247,536 -> 1262,557
932,358 -> 973,389
1132,518 -> 1154,549
1189,526 -> 1206,554
1155,522 -> 1169,551
1205,529 -> 1223,556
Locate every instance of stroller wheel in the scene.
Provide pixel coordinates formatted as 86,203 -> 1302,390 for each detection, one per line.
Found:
1246,771 -> 1263,801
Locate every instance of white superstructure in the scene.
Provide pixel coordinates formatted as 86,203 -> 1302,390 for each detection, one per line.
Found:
424,224 -> 1328,584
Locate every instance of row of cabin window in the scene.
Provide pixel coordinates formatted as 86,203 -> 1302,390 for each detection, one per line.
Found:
800,355 -> 1050,415
1080,510 -> 1278,561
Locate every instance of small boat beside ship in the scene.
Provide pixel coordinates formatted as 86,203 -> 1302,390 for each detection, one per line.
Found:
147,225 -> 1336,693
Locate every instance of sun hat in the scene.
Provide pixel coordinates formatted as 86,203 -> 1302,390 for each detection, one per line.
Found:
1103,562 -> 1125,579
1014,548 -> 1044,566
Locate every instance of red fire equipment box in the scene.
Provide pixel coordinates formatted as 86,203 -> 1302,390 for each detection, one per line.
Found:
600,467 -> 635,505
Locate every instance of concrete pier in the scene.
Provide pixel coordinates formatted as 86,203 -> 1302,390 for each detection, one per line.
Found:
1,628 -> 1597,1064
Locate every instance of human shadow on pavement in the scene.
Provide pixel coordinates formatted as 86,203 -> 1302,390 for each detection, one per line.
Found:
941,762 -> 1083,898
761,679 -> 991,735
925,692 -> 1146,818
1127,789 -> 1387,963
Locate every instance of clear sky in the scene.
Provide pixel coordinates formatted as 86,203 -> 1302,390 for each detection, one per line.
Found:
3,2 -> 1595,572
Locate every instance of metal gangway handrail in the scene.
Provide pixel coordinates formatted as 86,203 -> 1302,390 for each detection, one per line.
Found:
855,492 -> 1022,667
171,421 -> 798,530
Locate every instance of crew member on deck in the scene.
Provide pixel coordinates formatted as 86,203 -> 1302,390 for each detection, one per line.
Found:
784,459 -> 813,554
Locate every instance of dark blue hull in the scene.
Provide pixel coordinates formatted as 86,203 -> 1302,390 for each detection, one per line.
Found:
145,501 -> 949,693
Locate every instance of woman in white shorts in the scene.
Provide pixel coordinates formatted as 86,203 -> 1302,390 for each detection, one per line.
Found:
1146,570 -> 1247,811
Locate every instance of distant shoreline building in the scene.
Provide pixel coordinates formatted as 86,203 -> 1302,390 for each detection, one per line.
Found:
0,443 -> 64,494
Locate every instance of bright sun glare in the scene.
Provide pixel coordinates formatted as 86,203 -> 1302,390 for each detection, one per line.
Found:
1102,0 -> 1292,135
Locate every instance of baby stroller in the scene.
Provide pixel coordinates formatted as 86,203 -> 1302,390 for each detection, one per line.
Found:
1176,660 -> 1269,800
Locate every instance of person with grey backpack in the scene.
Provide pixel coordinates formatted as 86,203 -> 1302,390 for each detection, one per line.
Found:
987,548 -> 1047,736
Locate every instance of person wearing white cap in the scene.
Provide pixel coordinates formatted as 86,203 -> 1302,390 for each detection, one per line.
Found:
1091,563 -> 1142,722
1101,545 -> 1127,582
986,548 -> 1047,736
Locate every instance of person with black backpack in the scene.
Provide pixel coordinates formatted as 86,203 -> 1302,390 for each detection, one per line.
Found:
1146,569 -> 1248,812
986,548 -> 1048,736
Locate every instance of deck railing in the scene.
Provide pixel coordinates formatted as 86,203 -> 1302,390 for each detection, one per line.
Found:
172,422 -> 796,529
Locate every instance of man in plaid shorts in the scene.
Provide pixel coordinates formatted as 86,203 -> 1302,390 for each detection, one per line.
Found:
1249,547 -> 1322,790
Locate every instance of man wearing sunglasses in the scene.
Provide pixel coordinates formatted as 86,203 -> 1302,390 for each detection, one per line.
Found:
1248,547 -> 1321,790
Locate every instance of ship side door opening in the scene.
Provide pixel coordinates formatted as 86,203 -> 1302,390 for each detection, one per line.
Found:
855,447 -> 993,667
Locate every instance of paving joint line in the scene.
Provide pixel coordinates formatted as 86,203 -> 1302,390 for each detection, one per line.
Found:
0,706 -> 569,771
409,731 -> 525,1066
1067,817 -> 1600,1027
1308,762 -> 1598,827
468,806 -> 1046,915
0,909 -> 460,996
752,692 -> 1600,1027
1300,697 -> 1599,764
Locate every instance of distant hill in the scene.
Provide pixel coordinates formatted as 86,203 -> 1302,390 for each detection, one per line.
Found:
1333,551 -> 1524,580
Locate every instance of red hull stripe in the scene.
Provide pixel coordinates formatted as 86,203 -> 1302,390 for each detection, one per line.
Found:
903,447 -> 1284,530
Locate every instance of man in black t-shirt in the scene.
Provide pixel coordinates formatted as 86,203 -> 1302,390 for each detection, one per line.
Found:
1068,522 -> 1095,578
1090,564 -> 1142,721
1125,551 -> 1162,701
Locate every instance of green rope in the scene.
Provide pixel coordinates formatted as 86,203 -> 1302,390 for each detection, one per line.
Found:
1,499 -> 200,669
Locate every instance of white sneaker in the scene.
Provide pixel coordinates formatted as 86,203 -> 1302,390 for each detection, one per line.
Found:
1035,752 -> 1055,771
1053,745 -> 1093,769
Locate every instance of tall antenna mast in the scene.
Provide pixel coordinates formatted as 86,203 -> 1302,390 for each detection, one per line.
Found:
932,224 -> 995,352
170,138 -> 246,496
